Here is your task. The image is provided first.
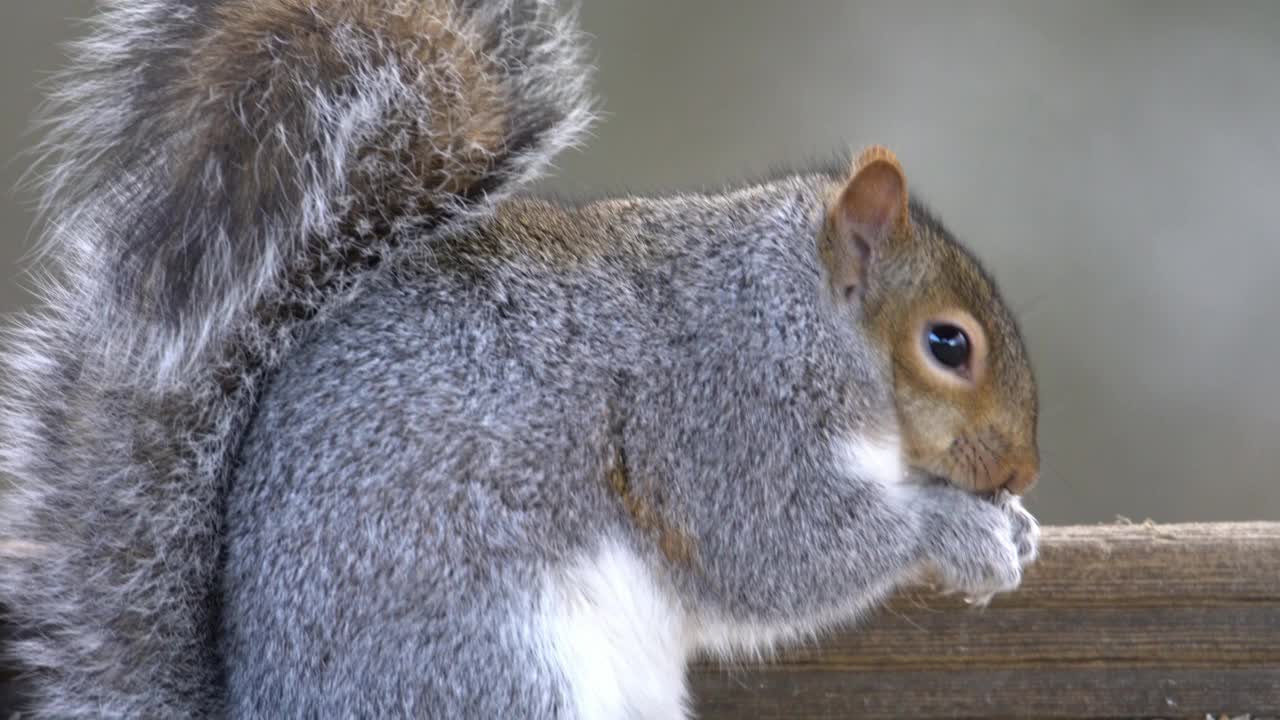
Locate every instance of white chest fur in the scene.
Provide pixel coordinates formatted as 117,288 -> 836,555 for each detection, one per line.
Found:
536,541 -> 692,720
832,432 -> 908,496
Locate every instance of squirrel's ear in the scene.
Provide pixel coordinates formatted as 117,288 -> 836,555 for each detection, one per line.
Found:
820,145 -> 912,299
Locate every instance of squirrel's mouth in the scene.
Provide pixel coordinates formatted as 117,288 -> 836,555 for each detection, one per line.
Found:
910,468 -> 1004,501
906,467 -> 951,488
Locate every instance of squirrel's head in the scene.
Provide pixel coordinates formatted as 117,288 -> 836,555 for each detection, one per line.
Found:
818,146 -> 1039,495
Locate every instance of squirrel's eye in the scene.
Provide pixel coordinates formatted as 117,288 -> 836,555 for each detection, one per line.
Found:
927,324 -> 970,370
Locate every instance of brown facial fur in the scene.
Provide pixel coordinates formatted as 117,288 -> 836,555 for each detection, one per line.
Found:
823,148 -> 1039,495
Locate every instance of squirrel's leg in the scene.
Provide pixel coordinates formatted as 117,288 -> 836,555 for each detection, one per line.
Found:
680,463 -> 939,659
681,441 -> 1039,661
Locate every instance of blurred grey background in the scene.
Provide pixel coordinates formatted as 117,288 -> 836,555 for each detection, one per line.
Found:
2,1 -> 1277,525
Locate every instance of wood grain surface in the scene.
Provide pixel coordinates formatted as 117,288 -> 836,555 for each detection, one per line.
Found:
690,521 -> 1280,719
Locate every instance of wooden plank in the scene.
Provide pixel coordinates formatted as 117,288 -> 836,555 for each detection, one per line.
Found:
690,521 -> 1280,719
768,605 -> 1279,671
996,522 -> 1280,607
693,668 -> 1280,719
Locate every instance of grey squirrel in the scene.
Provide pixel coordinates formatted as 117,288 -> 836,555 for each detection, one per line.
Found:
0,0 -> 1040,717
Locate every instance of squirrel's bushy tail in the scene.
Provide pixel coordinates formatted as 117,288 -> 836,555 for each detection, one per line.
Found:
0,1 -> 593,716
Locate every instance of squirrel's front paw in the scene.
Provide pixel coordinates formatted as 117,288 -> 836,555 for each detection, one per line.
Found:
1003,492 -> 1040,568
921,487 -> 1039,606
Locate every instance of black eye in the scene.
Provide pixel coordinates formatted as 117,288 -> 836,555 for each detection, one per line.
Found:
927,324 -> 970,370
